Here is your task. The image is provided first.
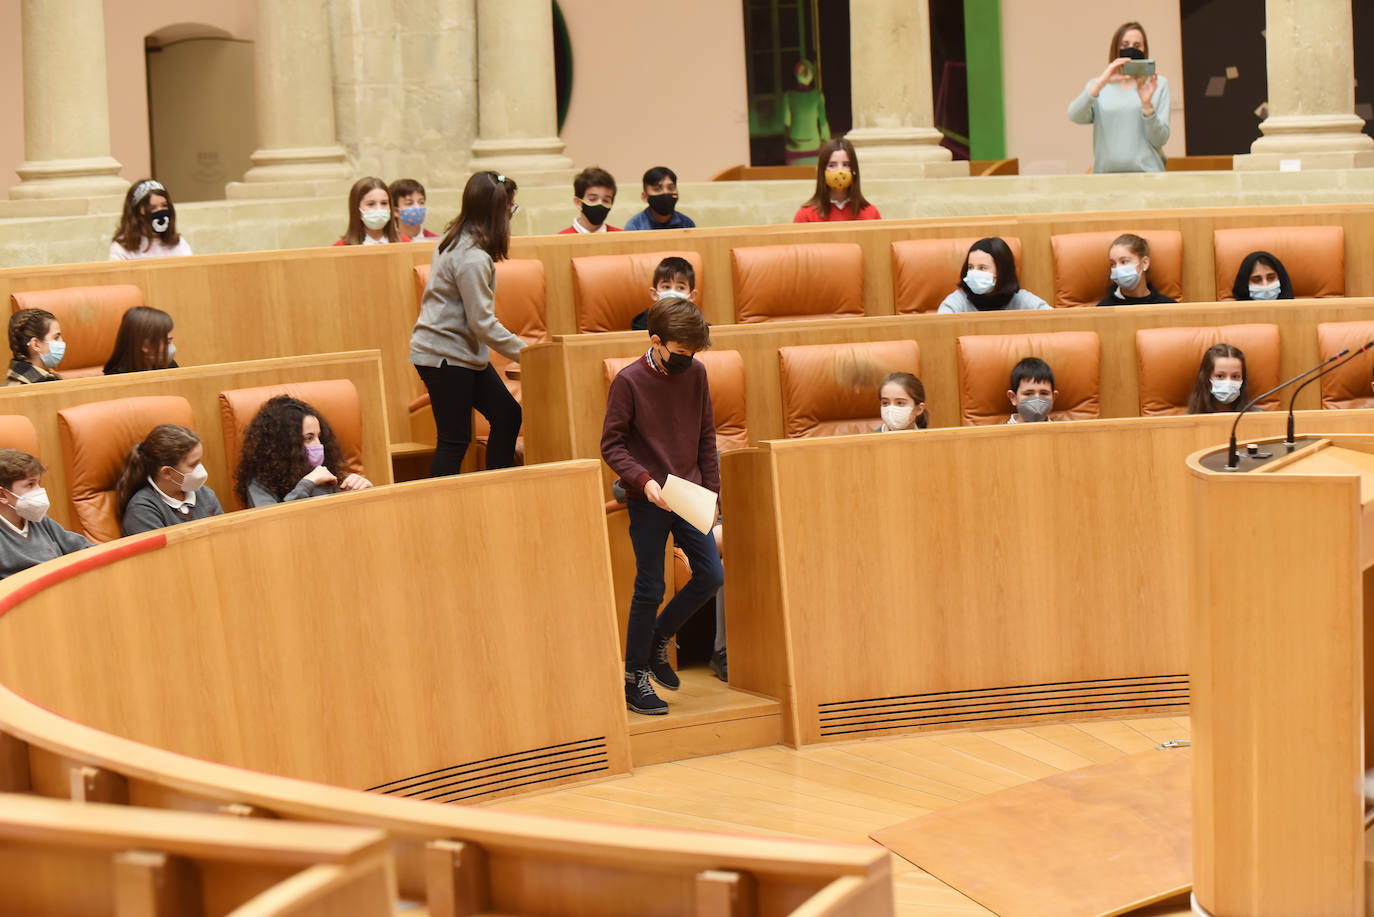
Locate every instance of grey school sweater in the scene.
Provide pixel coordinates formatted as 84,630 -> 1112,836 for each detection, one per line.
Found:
410,233 -> 525,370
0,517 -> 90,579
121,483 -> 223,536
246,477 -> 339,507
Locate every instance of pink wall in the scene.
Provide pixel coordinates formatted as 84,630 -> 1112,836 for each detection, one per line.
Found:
556,0 -> 750,197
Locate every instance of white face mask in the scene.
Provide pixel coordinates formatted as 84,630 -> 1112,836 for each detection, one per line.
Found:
1248,282 -> 1281,300
1211,379 -> 1242,404
6,486 -> 49,523
170,462 -> 208,494
963,269 -> 996,296
657,289 -> 690,301
881,404 -> 916,430
360,209 -> 391,230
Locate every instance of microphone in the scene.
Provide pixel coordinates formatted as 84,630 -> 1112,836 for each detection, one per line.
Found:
1226,350 -> 1348,470
1284,341 -> 1374,445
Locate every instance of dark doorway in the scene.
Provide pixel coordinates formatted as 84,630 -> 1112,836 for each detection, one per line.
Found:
1179,0 -> 1268,155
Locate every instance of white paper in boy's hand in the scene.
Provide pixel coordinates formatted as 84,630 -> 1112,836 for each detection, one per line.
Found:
661,475 -> 718,535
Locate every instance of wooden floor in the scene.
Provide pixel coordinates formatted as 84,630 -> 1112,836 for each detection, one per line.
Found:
490,677 -> 1194,916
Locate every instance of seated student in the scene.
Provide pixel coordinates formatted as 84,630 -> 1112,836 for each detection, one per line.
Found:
938,238 -> 1051,313
877,373 -> 929,431
335,177 -> 410,246
0,449 -> 90,579
1187,343 -> 1249,414
624,166 -> 696,231
793,137 -> 881,223
104,306 -> 178,375
5,308 -> 63,386
1232,251 -> 1293,301
631,256 -> 699,331
389,178 -> 439,241
109,179 -> 193,260
559,166 -> 623,234
235,395 -> 373,507
117,424 -> 224,535
1098,233 -> 1176,306
1006,357 -> 1058,423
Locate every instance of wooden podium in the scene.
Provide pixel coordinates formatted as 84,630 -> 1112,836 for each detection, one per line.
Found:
1188,434 -> 1374,916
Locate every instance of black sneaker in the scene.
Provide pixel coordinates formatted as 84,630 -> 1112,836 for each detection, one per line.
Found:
649,632 -> 680,691
625,670 -> 668,715
710,649 -> 728,682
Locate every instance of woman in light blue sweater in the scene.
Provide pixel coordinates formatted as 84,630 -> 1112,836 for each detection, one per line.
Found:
1067,21 -> 1170,173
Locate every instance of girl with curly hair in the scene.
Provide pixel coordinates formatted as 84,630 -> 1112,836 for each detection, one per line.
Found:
235,396 -> 372,507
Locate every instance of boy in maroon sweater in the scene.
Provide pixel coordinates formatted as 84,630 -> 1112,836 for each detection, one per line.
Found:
600,298 -> 723,715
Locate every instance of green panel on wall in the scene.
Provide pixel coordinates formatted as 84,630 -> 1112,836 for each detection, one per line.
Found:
963,0 -> 1005,161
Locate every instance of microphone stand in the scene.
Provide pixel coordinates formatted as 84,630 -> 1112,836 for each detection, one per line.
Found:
1226,350 -> 1347,470
1283,341 -> 1374,446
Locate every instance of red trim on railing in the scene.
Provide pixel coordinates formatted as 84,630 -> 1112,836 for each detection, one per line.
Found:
0,533 -> 167,619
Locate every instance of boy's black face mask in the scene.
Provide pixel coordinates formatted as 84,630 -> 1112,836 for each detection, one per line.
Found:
580,202 -> 611,225
665,351 -> 693,374
647,193 -> 678,217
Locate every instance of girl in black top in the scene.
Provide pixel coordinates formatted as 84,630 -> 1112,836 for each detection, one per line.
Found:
1098,233 -> 1177,306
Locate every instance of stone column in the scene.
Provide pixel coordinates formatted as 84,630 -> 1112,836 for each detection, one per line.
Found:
468,0 -> 574,186
227,0 -> 351,197
9,0 -> 127,200
1234,0 -> 1374,170
845,0 -> 967,179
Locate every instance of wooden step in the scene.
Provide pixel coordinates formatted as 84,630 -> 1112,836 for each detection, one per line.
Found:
628,667 -> 782,766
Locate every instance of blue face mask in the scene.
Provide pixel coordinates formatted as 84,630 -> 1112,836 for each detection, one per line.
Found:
1110,263 -> 1141,291
399,204 -> 426,227
39,340 -> 64,369
166,342 -> 177,363
1248,282 -> 1281,301
963,269 -> 996,295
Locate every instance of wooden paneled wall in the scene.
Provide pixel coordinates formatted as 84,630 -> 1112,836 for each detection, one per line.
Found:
0,351 -> 392,531
2,204 -> 1373,444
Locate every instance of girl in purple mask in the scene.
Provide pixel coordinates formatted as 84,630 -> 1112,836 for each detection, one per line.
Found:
235,395 -> 372,507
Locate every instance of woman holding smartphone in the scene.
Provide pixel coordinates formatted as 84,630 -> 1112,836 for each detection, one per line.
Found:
1067,21 -> 1170,173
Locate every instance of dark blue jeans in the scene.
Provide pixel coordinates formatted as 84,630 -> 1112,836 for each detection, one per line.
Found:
624,497 -> 725,673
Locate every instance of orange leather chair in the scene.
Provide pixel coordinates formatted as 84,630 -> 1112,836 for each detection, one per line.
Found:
601,350 -> 749,454
1213,226 -> 1345,301
1134,324 -> 1282,416
572,250 -> 706,334
10,285 -> 145,379
891,236 -> 1024,314
0,415 -> 40,457
731,243 -> 864,323
778,340 -> 921,438
56,395 -> 195,542
219,379 -> 367,511
410,259 -> 547,470
1316,322 -> 1374,409
954,331 -> 1102,425
1049,231 -> 1184,308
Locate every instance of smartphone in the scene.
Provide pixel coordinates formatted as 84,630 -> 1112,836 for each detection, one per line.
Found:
1122,59 -> 1156,79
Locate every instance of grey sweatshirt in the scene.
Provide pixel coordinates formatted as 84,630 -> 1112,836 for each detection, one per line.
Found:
0,517 -> 91,579
410,233 -> 525,369
246,477 -> 339,507
121,483 -> 223,536
937,288 -> 1051,313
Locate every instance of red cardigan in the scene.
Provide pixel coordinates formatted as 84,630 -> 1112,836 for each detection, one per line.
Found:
793,202 -> 882,222
558,224 -> 624,234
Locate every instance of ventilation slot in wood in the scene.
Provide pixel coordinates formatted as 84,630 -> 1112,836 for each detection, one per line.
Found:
368,737 -> 609,802
817,675 -> 1188,738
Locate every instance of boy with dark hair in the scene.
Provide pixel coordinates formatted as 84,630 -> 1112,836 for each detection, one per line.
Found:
0,449 -> 89,579
624,166 -> 696,231
389,178 -> 439,240
601,298 -> 722,714
559,167 -> 622,234
630,256 -> 698,331
1006,357 -> 1058,424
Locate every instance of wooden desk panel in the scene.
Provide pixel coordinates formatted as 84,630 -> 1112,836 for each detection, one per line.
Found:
0,351 -> 392,531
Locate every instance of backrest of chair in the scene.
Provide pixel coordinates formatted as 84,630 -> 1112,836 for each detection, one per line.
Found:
778,340 -> 922,438
0,416 -> 39,457
10,285 -> 145,378
954,331 -> 1102,425
412,265 -> 430,311
601,350 -> 749,453
493,258 -> 550,344
891,236 -> 1025,314
1316,322 -> 1374,409
57,395 -> 195,542
219,380 -> 365,511
572,251 -> 705,333
1050,230 -> 1184,308
1134,323 -> 1282,416
732,243 -> 864,324
1213,225 -> 1345,300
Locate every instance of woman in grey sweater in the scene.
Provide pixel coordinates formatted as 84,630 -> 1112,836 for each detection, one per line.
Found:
410,172 -> 527,476
937,237 -> 1051,313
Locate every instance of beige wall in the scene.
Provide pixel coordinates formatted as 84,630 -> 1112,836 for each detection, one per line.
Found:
556,0 -> 750,204
1001,1 -> 1186,174
0,0 -> 23,194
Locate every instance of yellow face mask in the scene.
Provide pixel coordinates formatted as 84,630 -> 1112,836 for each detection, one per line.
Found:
825,168 -> 853,191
